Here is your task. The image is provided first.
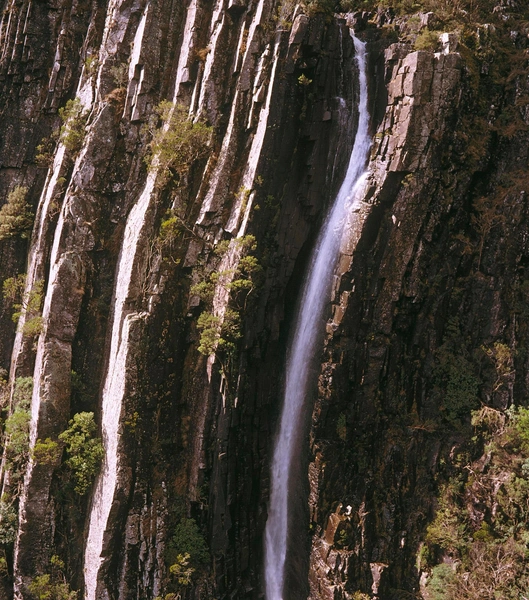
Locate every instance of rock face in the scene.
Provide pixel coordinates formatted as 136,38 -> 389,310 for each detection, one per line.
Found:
306,15 -> 529,600
0,0 -> 528,598
308,42 -> 465,600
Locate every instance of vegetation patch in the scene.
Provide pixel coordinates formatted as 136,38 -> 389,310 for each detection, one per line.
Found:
0,497 -> 18,546
4,377 -> 32,484
422,406 -> 529,599
431,317 -> 480,428
59,99 -> 88,154
3,275 -> 44,338
303,0 -> 336,16
414,28 -> 440,51
335,0 -> 529,22
196,308 -> 242,357
58,412 -> 104,495
145,101 -> 212,186
29,555 -> 77,600
33,438 -> 61,465
160,516 -> 210,596
0,377 -> 31,546
274,0 -> 297,29
192,235 -> 261,362
35,137 -> 56,168
0,186 -> 34,241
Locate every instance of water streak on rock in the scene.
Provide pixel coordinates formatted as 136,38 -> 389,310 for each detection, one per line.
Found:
83,172 -> 155,600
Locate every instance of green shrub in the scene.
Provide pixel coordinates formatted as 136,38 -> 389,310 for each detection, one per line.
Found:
425,563 -> 456,600
58,99 -> 87,153
5,409 -> 31,462
145,101 -> 212,184
219,236 -> 260,302
0,186 -> 33,241
4,377 -> 33,479
196,308 -> 241,357
2,275 -> 44,337
508,406 -> 529,452
109,62 -> 128,88
156,211 -> 185,265
33,438 -> 61,465
196,312 -> 223,356
164,514 -> 208,592
0,497 -> 18,545
166,517 -> 209,569
158,214 -> 181,247
472,521 -> 493,543
12,376 -> 33,408
35,137 -> 56,167
194,235 -> 260,358
169,552 -> 194,586
425,494 -> 468,557
29,575 -> 77,600
58,412 -> 104,495
433,318 -> 479,426
414,29 -> 440,52
190,280 -> 215,304
28,555 -> 77,600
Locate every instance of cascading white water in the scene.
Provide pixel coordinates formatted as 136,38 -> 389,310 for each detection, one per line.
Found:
264,35 -> 371,600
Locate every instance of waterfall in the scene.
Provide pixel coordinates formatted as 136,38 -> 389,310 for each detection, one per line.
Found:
264,35 -> 371,600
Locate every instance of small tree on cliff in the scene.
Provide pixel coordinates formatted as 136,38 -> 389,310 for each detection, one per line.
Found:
58,412 -> 104,495
144,101 -> 212,186
0,186 -> 34,241
58,98 -> 87,154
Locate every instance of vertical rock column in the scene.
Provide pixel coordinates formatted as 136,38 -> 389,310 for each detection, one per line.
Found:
307,45 -> 463,599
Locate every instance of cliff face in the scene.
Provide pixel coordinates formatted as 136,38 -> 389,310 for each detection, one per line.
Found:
0,0 -> 528,598
307,9 -> 529,600
308,40 -> 465,599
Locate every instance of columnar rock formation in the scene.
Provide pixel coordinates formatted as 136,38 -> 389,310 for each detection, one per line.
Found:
0,0 -> 528,598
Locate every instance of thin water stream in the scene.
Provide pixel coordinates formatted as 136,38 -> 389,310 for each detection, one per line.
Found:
264,34 -> 371,600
